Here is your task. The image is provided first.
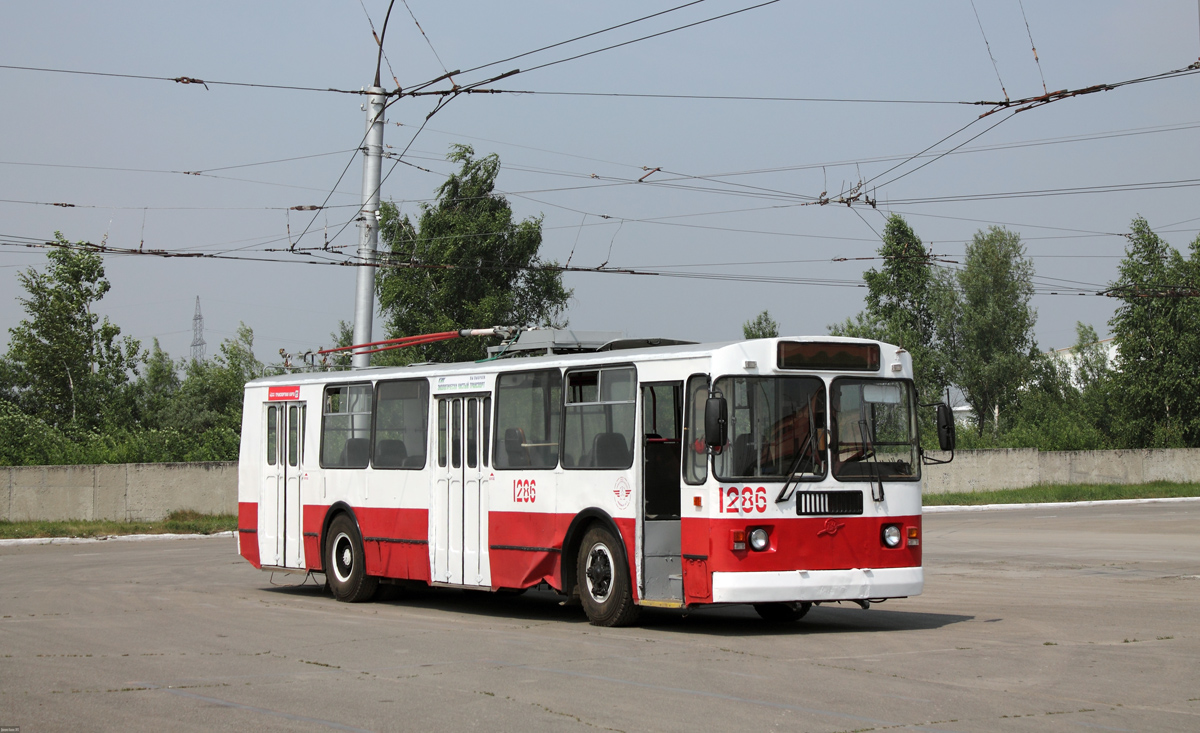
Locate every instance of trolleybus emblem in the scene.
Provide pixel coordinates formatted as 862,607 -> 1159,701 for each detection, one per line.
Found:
816,518 -> 846,537
613,477 -> 632,510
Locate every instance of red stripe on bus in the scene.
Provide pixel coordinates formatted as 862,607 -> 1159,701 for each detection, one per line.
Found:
684,514 -> 921,574
238,502 -> 260,569
488,512 -> 636,598
302,504 -> 432,582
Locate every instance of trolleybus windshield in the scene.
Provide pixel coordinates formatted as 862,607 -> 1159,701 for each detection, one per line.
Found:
830,378 -> 919,480
712,376 -> 827,481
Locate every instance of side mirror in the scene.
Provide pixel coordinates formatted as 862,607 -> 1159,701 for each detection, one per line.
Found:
936,403 -> 956,451
704,395 -> 727,449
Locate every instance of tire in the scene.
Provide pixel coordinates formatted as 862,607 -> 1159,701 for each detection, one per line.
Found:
577,525 -> 640,627
753,601 -> 812,623
325,513 -> 378,603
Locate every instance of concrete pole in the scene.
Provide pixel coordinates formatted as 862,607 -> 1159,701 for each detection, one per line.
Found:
351,87 -> 387,369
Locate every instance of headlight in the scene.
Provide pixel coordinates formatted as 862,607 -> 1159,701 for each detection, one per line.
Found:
882,525 -> 902,548
749,528 -> 770,552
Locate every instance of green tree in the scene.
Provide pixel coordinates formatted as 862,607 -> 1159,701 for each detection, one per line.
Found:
2,237 -> 142,431
136,339 -> 181,430
1108,217 -> 1200,447
945,226 -> 1037,435
1001,323 -> 1112,451
162,324 -> 263,439
375,144 -> 571,364
830,214 -> 950,406
742,310 -> 779,339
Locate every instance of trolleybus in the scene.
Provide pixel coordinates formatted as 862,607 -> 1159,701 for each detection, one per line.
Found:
237,331 -> 955,626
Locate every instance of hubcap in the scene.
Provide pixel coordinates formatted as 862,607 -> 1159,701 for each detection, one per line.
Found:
584,544 -> 614,602
332,532 -> 354,583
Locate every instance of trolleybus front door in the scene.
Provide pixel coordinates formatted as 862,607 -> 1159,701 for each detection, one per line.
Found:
432,395 -> 491,587
260,401 -> 306,569
641,382 -> 684,603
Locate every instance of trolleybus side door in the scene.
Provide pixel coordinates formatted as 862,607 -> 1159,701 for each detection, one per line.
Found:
641,381 -> 684,603
432,395 -> 490,586
260,398 -> 306,568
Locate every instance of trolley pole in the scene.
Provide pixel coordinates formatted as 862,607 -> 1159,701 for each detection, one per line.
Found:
351,86 -> 387,369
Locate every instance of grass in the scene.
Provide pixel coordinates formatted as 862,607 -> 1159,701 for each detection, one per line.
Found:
0,510 -> 236,540
923,480 -> 1200,506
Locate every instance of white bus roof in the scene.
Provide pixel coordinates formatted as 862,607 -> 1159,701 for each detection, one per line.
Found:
246,334 -> 900,388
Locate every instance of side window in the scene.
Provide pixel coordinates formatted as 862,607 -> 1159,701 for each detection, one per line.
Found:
451,399 -> 462,469
287,404 -> 300,468
467,398 -> 478,469
683,375 -> 710,485
482,396 -> 491,467
373,379 -> 429,469
643,382 -> 683,520
493,369 -> 562,469
563,366 -> 636,470
298,405 -> 306,464
321,384 -> 372,468
438,400 -> 448,468
266,405 -> 278,466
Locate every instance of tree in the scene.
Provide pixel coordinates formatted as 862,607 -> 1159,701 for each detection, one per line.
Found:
162,324 -> 263,438
2,237 -> 142,431
742,310 -> 779,339
1108,217 -> 1200,447
375,144 -> 571,364
1001,323 -> 1112,451
830,214 -> 950,405
136,339 -> 181,429
946,226 -> 1037,435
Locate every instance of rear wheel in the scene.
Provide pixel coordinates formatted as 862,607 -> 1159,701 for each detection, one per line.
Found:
577,525 -> 639,627
326,514 -> 377,603
753,601 -> 811,623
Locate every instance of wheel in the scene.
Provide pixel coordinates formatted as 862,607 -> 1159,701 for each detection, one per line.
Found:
325,514 -> 378,603
577,525 -> 640,627
753,601 -> 812,623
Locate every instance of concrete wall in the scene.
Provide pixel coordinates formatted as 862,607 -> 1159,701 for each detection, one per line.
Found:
1,462 -> 237,522
922,448 -> 1200,494
2,449 -> 1199,520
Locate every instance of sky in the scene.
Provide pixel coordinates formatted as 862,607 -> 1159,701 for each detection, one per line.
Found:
2,1 -> 1199,369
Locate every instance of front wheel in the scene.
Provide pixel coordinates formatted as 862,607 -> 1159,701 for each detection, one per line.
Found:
577,525 -> 639,627
326,514 -> 378,603
753,601 -> 811,623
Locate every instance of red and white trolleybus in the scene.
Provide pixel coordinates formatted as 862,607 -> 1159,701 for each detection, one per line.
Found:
237,331 -> 955,626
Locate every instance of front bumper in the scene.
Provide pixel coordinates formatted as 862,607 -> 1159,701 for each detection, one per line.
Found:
710,566 -> 923,604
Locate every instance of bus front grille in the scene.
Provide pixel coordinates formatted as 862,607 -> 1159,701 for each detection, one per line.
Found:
795,490 -> 863,516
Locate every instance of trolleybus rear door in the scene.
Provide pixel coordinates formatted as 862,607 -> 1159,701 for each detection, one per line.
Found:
260,400 -> 306,568
432,395 -> 490,587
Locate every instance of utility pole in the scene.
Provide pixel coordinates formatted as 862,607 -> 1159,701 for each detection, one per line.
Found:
351,87 -> 386,369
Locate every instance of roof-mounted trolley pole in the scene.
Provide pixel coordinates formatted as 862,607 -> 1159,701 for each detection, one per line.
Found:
320,327 -> 518,361
351,85 -> 387,369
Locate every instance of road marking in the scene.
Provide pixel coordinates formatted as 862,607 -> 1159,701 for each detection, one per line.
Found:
0,532 -> 235,547
925,496 -> 1200,513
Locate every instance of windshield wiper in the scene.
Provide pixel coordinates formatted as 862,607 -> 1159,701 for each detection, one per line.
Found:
859,409 -> 885,503
776,404 -> 820,503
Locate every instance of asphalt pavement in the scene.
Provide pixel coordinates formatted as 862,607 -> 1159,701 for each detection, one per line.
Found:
2,501 -> 1198,732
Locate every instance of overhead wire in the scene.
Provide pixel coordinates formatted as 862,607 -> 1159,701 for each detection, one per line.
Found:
1017,0 -> 1049,94
406,0 -> 783,90
0,63 -> 370,95
401,0 -> 452,77
8,234 -> 1173,297
969,0 -> 1008,101
447,0 -> 711,79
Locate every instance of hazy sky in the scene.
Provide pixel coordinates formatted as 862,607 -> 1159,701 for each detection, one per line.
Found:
2,1 -> 1199,368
